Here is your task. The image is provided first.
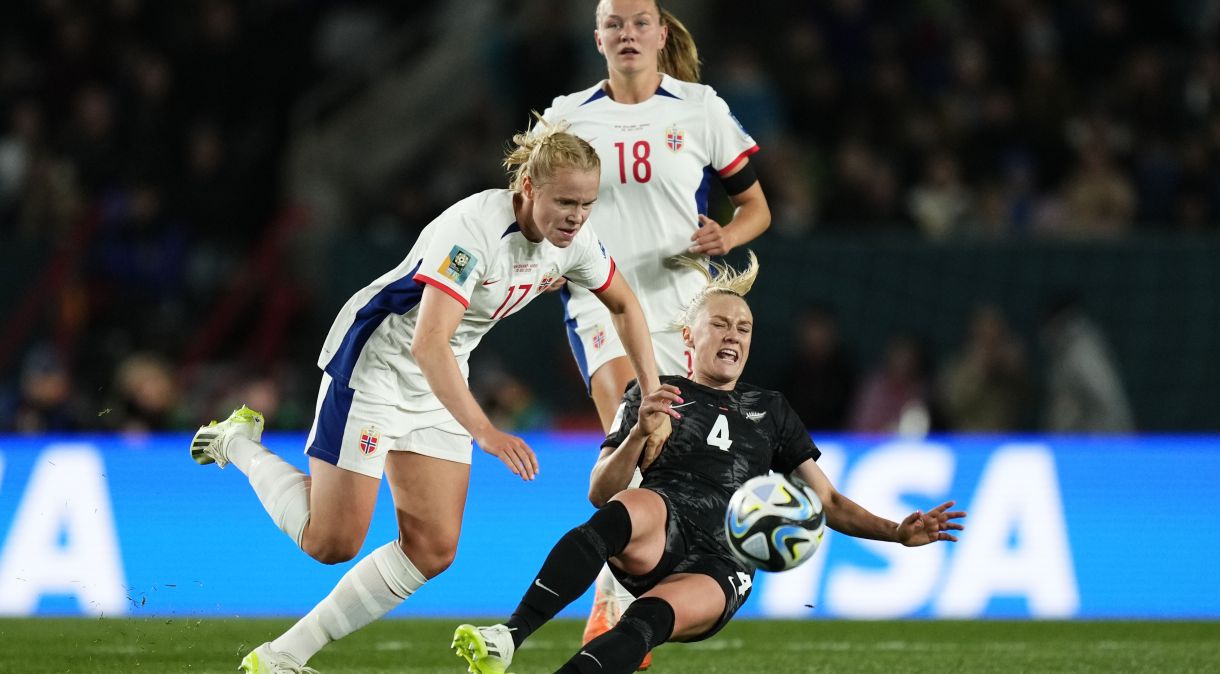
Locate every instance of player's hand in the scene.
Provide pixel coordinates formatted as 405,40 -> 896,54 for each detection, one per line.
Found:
634,385 -> 681,468
541,277 -> 567,293
475,427 -> 539,481
689,215 -> 734,255
896,500 -> 966,546
636,384 -> 683,433
640,413 -> 671,470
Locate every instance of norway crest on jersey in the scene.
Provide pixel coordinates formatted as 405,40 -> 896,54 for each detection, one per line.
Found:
359,427 -> 380,456
665,127 -> 684,152
536,263 -> 561,293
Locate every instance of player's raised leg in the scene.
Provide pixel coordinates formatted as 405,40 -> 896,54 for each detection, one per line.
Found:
189,373 -> 388,561
258,448 -> 468,668
585,357 -> 655,669
190,404 -> 315,547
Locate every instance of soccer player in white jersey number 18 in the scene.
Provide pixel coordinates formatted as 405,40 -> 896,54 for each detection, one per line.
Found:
541,0 -> 773,667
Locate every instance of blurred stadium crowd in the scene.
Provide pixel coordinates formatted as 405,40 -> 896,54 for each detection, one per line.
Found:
0,0 -> 1216,434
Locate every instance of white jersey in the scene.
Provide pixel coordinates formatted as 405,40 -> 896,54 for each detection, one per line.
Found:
542,74 -> 758,332
317,189 -> 615,406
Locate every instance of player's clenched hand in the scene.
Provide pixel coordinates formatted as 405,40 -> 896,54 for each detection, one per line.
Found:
896,500 -> 966,546
476,427 -> 539,481
689,215 -> 734,255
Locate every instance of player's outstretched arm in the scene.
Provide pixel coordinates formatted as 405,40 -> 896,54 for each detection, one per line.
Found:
793,459 -> 966,545
595,272 -> 662,396
412,285 -> 538,480
594,270 -> 670,459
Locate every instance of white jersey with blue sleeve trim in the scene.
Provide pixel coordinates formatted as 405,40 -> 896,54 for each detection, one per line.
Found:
316,189 -> 615,407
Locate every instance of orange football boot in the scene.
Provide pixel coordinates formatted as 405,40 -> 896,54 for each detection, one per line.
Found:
583,584 -> 653,670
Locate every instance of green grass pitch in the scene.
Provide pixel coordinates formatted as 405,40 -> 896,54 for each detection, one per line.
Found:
1,618 -> 1217,673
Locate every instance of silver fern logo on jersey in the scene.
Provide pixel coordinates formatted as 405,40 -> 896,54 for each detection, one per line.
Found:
665,127 -> 684,152
745,410 -> 767,422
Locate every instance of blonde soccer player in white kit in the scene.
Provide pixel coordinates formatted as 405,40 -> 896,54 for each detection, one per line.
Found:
187,122 -> 664,674
542,1 -> 773,666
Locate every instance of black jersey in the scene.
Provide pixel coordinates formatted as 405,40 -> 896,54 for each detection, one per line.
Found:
603,375 -> 821,550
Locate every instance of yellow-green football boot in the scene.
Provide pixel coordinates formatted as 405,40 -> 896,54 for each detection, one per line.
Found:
452,624 -> 515,674
239,642 -> 318,673
190,404 -> 264,468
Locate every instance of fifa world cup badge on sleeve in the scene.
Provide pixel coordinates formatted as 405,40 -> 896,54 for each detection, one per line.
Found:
359,427 -> 381,456
439,245 -> 477,285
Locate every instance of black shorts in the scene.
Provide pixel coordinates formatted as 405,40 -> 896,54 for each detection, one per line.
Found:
609,491 -> 754,642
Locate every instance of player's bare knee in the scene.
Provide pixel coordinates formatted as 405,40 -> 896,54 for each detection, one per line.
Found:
398,532 -> 458,579
302,531 -> 363,565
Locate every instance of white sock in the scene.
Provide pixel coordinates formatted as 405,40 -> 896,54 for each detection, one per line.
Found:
271,542 -> 426,663
227,436 -> 310,547
609,571 -> 636,616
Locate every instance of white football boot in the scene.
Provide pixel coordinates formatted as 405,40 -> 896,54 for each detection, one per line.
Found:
190,404 -> 264,468
239,642 -> 318,673
452,624 -> 515,674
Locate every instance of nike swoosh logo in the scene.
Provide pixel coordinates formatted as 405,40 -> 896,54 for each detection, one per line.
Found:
482,278 -> 501,286
579,651 -> 603,667
534,578 -> 560,597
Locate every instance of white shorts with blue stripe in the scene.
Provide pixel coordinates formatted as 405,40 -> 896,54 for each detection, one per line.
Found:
304,372 -> 473,479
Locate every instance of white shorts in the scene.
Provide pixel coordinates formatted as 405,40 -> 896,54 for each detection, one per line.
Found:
565,306 -> 692,391
304,373 -> 473,478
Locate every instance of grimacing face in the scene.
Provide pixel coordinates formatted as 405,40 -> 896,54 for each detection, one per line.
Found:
521,168 -> 599,248
595,0 -> 667,76
682,293 -> 753,389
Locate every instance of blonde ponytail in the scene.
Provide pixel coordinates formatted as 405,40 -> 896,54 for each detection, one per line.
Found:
673,250 -> 760,328
658,6 -> 701,83
504,115 -> 600,193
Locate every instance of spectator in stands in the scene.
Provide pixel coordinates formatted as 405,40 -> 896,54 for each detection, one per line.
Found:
908,150 -> 974,241
3,0 -> 1220,435
1061,140 -> 1136,239
819,139 -> 907,232
0,98 -> 42,228
111,352 -> 181,432
849,333 -> 934,436
780,304 -> 857,430
0,344 -> 86,433
1039,295 -> 1134,433
938,305 -> 1029,432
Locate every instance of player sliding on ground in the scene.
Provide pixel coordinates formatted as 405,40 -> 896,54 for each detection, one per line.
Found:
540,3 -> 773,665
452,253 -> 966,674
189,120 -> 664,674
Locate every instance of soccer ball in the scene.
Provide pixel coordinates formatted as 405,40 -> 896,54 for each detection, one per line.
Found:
724,473 -> 826,572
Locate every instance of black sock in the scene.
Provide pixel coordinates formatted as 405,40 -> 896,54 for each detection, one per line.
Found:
505,500 -> 632,648
555,596 -> 675,673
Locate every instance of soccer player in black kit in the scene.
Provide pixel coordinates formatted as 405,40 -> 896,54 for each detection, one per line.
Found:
452,252 -> 967,674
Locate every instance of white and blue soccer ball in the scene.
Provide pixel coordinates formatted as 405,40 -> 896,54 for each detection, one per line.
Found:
724,473 -> 826,572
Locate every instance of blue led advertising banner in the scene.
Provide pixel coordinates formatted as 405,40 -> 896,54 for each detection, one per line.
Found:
0,433 -> 1217,619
